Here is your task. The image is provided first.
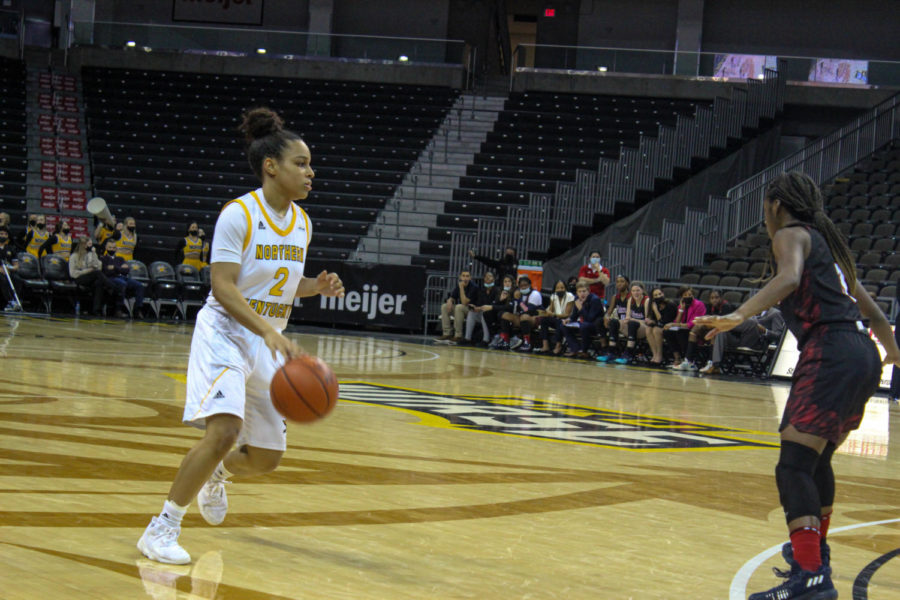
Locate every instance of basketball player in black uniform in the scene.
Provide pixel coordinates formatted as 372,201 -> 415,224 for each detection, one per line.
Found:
696,172 -> 900,600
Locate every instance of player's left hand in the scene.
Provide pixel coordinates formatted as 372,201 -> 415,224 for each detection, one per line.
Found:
315,270 -> 344,297
695,312 -> 745,340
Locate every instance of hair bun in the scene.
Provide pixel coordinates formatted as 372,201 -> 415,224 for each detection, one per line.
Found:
239,107 -> 284,144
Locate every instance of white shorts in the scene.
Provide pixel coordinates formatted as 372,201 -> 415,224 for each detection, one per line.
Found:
183,305 -> 287,451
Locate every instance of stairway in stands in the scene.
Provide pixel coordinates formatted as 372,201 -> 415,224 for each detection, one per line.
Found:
354,92 -> 505,266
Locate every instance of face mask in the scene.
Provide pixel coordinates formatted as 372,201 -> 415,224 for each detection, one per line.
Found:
503,286 -> 511,292
484,282 -> 494,288
556,291 -> 566,298
61,228 -> 70,234
682,297 -> 694,306
189,230 -> 198,236
0,237 -> 7,245
29,220 -> 36,226
127,226 -> 136,232
86,246 -> 93,252
37,223 -> 45,230
654,298 -> 665,305
590,257 -> 600,265
520,288 -> 531,295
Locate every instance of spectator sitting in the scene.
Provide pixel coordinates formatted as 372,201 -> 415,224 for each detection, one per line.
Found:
100,238 -> 146,319
486,275 -> 517,348
116,216 -> 139,262
464,271 -> 500,346
645,288 -> 678,365
578,250 -> 611,301
596,275 -> 631,362
69,237 -> 119,316
699,307 -> 785,375
497,275 -> 543,352
435,270 -> 477,344
615,282 -> 659,365
562,281 -> 605,358
535,279 -> 574,355
0,212 -> 8,229
0,227 -> 22,311
663,286 -> 707,371
38,220 -> 74,261
176,222 -> 209,270
22,214 -> 49,258
683,289 -> 735,367
468,246 -> 518,283
566,275 -> 578,294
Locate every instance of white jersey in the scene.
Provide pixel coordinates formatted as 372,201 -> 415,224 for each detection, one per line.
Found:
204,188 -> 312,332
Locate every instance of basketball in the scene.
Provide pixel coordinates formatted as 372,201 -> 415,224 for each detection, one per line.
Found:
270,355 -> 339,423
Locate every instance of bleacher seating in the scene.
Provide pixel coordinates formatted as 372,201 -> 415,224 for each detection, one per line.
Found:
0,57 -> 27,230
415,91 -> 710,271
81,67 -> 459,265
679,143 -> 900,310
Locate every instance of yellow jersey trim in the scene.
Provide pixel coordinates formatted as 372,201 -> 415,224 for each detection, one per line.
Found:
251,190 -> 297,237
297,205 -> 311,246
221,198 -> 252,252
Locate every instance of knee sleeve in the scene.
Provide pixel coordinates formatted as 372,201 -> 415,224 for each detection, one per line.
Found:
813,442 -> 837,508
775,441 -> 822,524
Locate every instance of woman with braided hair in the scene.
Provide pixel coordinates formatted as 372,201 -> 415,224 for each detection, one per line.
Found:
696,171 -> 900,600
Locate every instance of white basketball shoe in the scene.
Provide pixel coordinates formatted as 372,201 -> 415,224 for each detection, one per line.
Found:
137,516 -> 191,565
197,476 -> 229,526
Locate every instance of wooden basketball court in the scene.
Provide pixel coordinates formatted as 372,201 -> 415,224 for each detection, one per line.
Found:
0,314 -> 897,599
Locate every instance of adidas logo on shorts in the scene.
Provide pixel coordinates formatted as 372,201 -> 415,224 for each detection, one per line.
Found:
258,220 -> 266,230
213,390 -> 225,399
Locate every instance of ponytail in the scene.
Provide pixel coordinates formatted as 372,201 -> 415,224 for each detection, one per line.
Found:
813,209 -> 857,294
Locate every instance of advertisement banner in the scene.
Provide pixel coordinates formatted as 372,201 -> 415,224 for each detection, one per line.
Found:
771,326 -> 895,390
290,261 -> 425,330
173,0 -> 264,25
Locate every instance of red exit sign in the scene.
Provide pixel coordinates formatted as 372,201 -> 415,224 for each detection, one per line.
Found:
544,8 -> 555,17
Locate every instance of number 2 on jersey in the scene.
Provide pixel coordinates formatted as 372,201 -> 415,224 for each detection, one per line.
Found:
269,267 -> 289,296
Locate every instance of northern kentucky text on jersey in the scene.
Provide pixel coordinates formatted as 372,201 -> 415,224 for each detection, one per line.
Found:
247,298 -> 293,319
255,243 -> 305,262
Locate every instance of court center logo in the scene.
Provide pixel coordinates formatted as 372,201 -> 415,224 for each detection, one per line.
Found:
339,383 -> 776,451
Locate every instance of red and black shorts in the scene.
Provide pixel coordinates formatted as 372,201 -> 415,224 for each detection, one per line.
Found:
781,323 -> 882,444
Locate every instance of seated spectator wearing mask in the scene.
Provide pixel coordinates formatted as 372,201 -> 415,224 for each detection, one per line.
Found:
596,275 -> 631,362
683,289 -> 735,368
0,227 -> 22,311
663,286 -> 707,370
486,275 -> 517,348
700,307 -> 785,375
615,282 -> 657,365
578,251 -> 611,301
100,238 -> 146,319
497,275 -> 542,352
38,220 -> 73,261
469,246 -> 518,283
69,237 -> 119,316
562,281 -> 604,358
116,216 -> 139,262
465,271 -> 500,346
535,279 -> 574,355
436,270 -> 477,344
176,222 -> 208,270
645,289 -> 677,365
22,214 -> 49,258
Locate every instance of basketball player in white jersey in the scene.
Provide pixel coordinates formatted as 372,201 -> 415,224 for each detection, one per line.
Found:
138,107 -> 344,564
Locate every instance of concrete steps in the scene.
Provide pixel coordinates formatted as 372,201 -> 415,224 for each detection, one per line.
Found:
353,92 -> 508,264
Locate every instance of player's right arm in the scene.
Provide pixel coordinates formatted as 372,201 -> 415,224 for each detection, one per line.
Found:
210,202 -> 302,360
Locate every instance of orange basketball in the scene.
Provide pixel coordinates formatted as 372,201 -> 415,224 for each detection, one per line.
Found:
270,355 -> 339,423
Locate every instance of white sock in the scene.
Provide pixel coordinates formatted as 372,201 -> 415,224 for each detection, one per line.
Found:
212,461 -> 234,482
159,499 -> 189,528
